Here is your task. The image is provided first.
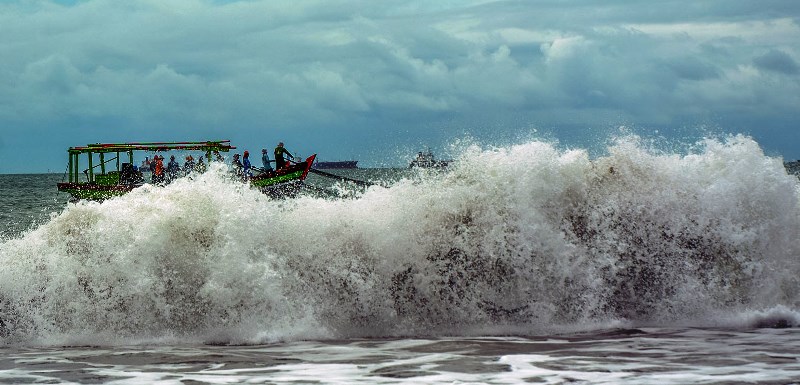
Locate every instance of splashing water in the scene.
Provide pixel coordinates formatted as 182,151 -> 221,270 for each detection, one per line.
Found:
1,135 -> 798,345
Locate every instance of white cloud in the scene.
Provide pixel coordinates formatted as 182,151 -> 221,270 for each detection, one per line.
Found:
626,18 -> 800,45
541,36 -> 589,63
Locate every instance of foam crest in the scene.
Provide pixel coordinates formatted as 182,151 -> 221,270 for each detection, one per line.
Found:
0,135 -> 798,345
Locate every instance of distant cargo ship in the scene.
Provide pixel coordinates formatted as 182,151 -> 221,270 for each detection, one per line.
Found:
314,160 -> 358,169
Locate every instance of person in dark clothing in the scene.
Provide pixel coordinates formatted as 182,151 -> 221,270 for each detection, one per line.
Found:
195,156 -> 206,173
242,150 -> 252,179
274,142 -> 293,170
183,155 -> 195,176
149,156 -> 157,184
166,155 -> 180,183
231,153 -> 243,178
213,151 -> 224,162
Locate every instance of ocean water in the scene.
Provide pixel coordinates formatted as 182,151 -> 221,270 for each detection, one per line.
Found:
1,135 -> 799,384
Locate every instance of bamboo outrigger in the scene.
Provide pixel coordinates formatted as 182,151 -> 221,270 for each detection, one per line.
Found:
57,140 -> 318,201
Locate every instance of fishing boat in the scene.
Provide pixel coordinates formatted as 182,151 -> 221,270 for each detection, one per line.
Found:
250,154 -> 317,196
786,160 -> 800,177
56,140 -> 317,201
409,149 -> 450,168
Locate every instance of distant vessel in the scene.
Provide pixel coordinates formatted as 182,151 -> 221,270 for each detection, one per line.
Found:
786,160 -> 800,177
409,149 -> 450,168
314,160 -> 358,169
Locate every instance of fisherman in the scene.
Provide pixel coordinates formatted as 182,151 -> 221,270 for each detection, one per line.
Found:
195,156 -> 206,173
274,142 -> 293,170
242,150 -> 252,179
166,155 -> 180,183
213,150 -> 224,162
183,155 -> 195,176
231,153 -> 243,178
261,148 -> 273,172
154,155 -> 165,185
149,155 -> 157,183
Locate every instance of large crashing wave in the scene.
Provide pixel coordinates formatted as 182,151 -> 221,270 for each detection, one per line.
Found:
0,135 -> 799,345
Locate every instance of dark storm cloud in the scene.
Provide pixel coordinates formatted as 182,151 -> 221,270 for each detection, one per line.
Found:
0,0 -> 799,172
666,57 -> 721,81
753,49 -> 799,75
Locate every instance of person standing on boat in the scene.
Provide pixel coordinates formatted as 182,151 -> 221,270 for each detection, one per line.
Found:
154,155 -> 165,185
231,153 -> 243,178
213,151 -> 224,162
166,155 -> 180,183
242,151 -> 252,179
261,148 -> 273,173
195,156 -> 206,173
183,155 -> 195,176
274,142 -> 293,170
149,156 -> 157,184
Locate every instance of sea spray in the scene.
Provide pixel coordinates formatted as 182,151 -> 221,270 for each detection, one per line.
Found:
0,135 -> 798,345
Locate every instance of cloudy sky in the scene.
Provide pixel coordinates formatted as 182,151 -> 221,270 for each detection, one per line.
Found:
1,0 -> 798,172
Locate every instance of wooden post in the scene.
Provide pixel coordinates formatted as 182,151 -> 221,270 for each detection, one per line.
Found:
73,152 -> 79,183
68,151 -> 73,183
88,151 -> 94,183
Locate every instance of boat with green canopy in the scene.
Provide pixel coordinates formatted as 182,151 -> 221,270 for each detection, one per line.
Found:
56,140 -> 317,201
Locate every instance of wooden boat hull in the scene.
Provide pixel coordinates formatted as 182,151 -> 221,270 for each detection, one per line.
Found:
250,154 -> 316,188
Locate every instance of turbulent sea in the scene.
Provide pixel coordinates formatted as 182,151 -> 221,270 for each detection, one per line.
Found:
1,136 -> 799,384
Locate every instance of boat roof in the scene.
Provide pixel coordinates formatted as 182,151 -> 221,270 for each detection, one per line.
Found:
68,140 -> 236,154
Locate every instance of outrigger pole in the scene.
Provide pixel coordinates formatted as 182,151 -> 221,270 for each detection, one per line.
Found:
251,163 -> 375,187
307,168 -> 374,187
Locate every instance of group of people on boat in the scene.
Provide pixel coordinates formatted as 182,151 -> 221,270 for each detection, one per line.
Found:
135,142 -> 295,184
230,142 -> 294,181
141,154 -> 207,185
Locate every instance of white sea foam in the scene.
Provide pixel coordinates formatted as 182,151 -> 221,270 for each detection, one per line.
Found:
0,135 -> 798,345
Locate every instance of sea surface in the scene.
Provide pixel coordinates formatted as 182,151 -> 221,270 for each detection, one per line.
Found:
1,136 -> 800,384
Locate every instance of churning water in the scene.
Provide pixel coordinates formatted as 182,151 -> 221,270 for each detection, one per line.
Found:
1,135 -> 799,383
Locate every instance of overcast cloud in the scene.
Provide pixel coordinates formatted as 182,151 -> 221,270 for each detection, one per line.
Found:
1,0 -> 798,172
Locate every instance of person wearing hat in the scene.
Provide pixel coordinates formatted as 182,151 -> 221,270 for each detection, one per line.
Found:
274,142 -> 293,170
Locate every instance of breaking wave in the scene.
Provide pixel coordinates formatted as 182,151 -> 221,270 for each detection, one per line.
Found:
1,134 -> 799,345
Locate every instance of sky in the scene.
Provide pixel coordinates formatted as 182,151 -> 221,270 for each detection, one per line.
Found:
0,0 -> 799,173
